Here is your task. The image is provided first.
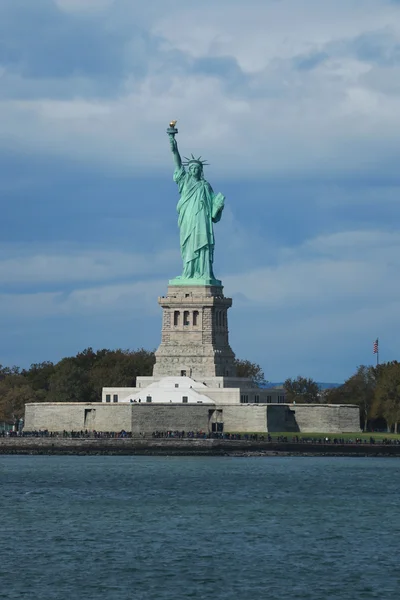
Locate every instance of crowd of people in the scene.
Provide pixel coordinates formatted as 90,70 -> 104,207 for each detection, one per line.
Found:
1,429 -> 400,445
2,429 -> 131,438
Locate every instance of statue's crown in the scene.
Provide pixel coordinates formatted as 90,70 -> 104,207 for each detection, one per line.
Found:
183,154 -> 209,167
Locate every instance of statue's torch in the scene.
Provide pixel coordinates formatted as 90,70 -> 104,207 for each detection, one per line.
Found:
167,120 -> 178,137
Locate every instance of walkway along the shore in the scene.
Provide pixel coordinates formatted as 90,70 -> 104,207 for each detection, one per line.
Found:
1,437 -> 400,456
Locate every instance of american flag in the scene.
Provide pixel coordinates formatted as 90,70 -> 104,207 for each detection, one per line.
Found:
373,338 -> 379,354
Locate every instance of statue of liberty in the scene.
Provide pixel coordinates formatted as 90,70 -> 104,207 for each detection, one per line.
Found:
167,121 -> 225,286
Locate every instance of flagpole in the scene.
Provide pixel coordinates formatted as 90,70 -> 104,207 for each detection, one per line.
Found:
373,338 -> 379,367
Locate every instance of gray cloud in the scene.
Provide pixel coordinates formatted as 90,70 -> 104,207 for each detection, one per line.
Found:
0,0 -> 161,99
1,0 -> 400,178
342,28 -> 400,66
292,51 -> 329,71
0,247 -> 180,287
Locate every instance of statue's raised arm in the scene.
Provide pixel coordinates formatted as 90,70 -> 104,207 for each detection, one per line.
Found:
167,121 -> 182,169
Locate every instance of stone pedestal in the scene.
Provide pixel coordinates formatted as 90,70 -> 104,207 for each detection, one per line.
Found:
153,285 -> 236,379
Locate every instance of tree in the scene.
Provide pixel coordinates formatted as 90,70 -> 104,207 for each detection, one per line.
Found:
89,348 -> 155,400
74,347 -> 109,372
327,365 -> 376,431
0,385 -> 34,423
22,361 -> 55,392
0,365 -> 20,380
48,358 -> 92,403
0,347 -> 157,417
0,378 -> 43,423
234,358 -> 266,386
374,362 -> 400,433
284,376 -> 320,404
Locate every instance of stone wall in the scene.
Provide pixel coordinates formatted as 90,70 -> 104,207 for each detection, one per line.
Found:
24,402 -> 360,434
131,404 -> 212,436
338,405 -> 360,432
222,405 -> 268,432
25,403 -> 132,432
266,405 -> 299,432
24,403 -> 212,435
289,404 -> 360,433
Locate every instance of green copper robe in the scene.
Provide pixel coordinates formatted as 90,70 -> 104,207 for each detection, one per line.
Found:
174,165 -> 224,282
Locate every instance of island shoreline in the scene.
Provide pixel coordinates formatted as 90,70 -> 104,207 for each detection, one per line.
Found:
1,438 -> 400,457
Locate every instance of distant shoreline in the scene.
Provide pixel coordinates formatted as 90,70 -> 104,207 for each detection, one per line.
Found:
1,438 -> 400,457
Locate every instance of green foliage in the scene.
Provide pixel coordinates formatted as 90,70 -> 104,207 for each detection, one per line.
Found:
0,365 -> 20,379
22,362 -> 55,391
324,362 -> 400,432
0,379 -> 42,422
88,348 -> 155,400
374,362 -> 400,433
48,358 -> 92,403
283,376 -> 320,404
234,358 -> 266,386
325,365 -> 377,431
0,348 -> 155,422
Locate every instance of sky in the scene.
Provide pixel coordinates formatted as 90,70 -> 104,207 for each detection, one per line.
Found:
1,0 -> 400,382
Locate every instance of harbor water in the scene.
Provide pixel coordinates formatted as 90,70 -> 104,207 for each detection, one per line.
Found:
1,455 -> 399,599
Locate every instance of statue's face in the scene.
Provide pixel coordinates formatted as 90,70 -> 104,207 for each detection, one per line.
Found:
189,163 -> 202,180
